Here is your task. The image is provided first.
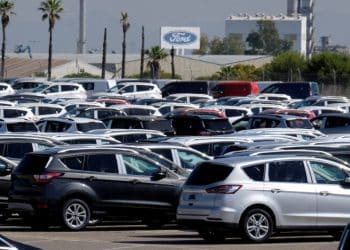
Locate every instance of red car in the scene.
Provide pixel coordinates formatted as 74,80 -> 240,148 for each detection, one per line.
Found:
96,98 -> 129,107
261,108 -> 316,120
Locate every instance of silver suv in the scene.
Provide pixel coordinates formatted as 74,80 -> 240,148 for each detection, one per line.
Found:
177,155 -> 350,243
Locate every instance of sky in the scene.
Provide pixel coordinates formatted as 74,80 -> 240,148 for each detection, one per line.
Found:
6,0 -> 350,54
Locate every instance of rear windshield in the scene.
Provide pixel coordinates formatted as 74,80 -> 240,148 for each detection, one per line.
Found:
203,119 -> 233,131
77,122 -> 105,132
14,154 -> 50,174
186,163 -> 233,185
143,120 -> 173,131
7,122 -> 38,132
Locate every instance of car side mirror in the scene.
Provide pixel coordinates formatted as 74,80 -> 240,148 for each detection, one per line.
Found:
0,164 -> 12,176
151,170 -> 167,181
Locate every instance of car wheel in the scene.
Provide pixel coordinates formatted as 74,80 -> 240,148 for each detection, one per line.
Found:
198,229 -> 226,243
241,208 -> 273,243
62,199 -> 90,230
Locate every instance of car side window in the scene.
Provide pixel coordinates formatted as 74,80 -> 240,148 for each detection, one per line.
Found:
177,149 -> 207,170
312,118 -> 323,129
136,85 -> 153,91
5,143 -> 33,158
45,85 -> 59,93
61,85 -> 78,91
309,161 -> 348,184
45,121 -> 71,132
61,155 -> 84,170
268,161 -> 307,183
243,164 -> 265,181
122,155 -> 160,176
232,117 -> 249,131
150,149 -> 173,161
85,154 -> 118,173
191,144 -> 210,156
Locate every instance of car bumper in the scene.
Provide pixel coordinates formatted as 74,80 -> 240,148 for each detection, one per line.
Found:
177,205 -> 239,224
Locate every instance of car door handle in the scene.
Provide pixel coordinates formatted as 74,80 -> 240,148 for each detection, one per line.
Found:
271,188 -> 281,194
320,191 -> 329,196
130,179 -> 140,184
86,176 -> 96,182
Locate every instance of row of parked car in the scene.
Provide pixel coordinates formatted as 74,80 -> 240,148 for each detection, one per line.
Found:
1,78 -> 350,243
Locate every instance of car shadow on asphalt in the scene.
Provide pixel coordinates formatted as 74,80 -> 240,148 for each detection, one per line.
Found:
116,232 -> 338,245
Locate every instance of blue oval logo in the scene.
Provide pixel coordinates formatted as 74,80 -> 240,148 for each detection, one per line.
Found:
163,31 -> 197,45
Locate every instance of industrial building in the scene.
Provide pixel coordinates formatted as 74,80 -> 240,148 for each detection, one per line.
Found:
225,14 -> 307,56
225,0 -> 314,58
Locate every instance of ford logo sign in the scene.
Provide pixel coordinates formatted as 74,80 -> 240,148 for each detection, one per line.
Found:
163,31 -> 197,45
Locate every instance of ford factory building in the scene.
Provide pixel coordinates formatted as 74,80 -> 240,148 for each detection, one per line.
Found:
225,14 -> 307,56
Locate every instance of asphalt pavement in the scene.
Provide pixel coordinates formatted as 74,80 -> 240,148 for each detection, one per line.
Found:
0,222 -> 339,250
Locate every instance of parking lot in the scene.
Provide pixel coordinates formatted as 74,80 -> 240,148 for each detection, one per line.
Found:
0,223 -> 339,250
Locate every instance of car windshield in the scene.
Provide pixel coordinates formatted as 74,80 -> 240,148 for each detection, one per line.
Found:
32,84 -> 50,93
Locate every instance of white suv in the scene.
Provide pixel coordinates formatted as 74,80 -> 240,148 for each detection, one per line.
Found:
109,82 -> 161,99
30,82 -> 87,100
177,154 -> 350,243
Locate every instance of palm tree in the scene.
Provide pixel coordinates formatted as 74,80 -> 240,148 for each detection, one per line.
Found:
120,12 -> 130,78
38,0 -> 63,80
0,0 -> 14,79
147,46 -> 168,79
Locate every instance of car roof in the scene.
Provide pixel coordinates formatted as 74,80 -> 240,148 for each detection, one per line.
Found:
202,154 -> 343,168
38,117 -> 103,123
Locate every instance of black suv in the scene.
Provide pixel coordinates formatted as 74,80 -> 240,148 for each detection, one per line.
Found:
8,146 -> 184,230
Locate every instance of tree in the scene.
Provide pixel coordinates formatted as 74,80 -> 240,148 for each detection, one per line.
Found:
257,20 -> 281,54
39,0 -> 63,80
209,37 -> 223,54
264,51 -> 307,81
193,33 -> 209,55
120,12 -> 130,78
0,0 -> 14,79
246,31 -> 263,54
222,34 -> 245,55
146,46 -> 168,79
308,52 -> 350,86
246,20 -> 293,55
215,64 -> 260,80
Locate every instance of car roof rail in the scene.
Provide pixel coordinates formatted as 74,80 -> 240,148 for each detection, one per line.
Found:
250,149 -> 332,157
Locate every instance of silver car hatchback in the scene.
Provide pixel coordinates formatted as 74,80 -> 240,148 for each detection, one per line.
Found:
177,155 -> 350,242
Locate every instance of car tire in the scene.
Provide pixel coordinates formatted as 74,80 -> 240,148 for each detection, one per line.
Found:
241,208 -> 273,243
29,216 -> 50,230
198,229 -> 226,243
142,217 -> 167,229
62,199 -> 90,231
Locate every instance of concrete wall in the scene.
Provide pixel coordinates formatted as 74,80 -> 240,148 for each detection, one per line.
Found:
51,60 -> 114,79
116,56 -> 272,80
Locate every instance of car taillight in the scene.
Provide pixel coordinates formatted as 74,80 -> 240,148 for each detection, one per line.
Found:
33,172 -> 63,183
206,185 -> 242,194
